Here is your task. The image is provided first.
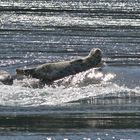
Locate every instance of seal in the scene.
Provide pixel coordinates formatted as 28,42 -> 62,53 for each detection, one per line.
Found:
16,48 -> 102,83
0,70 -> 13,85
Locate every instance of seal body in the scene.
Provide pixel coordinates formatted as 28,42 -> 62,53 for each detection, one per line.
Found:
0,70 -> 13,85
16,48 -> 102,83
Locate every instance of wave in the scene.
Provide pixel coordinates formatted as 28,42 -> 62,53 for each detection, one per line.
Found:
0,68 -> 139,107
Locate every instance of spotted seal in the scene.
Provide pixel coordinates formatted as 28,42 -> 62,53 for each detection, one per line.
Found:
0,70 -> 13,85
16,48 -> 102,83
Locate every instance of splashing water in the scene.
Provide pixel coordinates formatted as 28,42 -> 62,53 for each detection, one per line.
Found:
0,68 -> 139,107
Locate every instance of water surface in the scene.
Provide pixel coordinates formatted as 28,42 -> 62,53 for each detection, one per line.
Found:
0,0 -> 140,139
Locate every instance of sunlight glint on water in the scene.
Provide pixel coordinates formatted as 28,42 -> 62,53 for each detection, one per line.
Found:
0,0 -> 140,139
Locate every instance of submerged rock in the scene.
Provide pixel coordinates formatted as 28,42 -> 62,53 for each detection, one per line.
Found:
0,70 -> 13,85
0,70 -> 44,88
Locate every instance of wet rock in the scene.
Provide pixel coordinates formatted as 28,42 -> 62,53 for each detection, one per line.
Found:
0,70 -> 13,85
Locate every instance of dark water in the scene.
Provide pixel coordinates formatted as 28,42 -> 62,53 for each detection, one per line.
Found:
0,0 -> 140,139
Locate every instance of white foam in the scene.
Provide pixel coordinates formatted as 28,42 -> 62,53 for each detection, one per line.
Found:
0,69 -> 139,107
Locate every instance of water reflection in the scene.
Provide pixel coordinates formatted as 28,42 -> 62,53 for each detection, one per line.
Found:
0,111 -> 140,132
0,93 -> 140,132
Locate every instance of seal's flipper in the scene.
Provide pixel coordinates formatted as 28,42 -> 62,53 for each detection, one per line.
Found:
16,68 -> 35,76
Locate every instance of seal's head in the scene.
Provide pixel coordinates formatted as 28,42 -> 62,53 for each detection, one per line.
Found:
88,48 -> 102,58
86,48 -> 102,66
